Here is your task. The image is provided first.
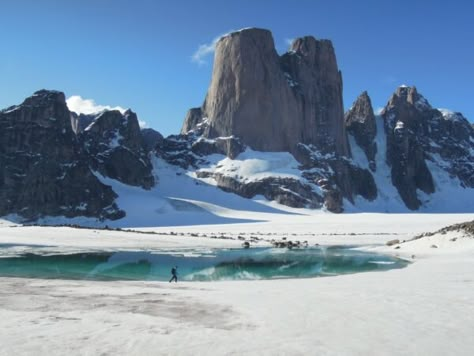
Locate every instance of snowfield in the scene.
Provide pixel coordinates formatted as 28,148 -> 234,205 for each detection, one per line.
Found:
1,212 -> 474,356
1,137 -> 474,355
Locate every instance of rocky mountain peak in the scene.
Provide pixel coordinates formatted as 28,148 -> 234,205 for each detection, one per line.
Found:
218,27 -> 275,50
290,36 -> 318,54
0,90 -> 123,220
81,108 -> 154,189
385,85 -> 432,115
382,86 -> 435,209
289,36 -> 338,71
25,89 -> 66,106
346,91 -> 375,124
184,28 -> 348,158
141,128 -> 164,152
345,91 -> 377,170
3,89 -> 72,132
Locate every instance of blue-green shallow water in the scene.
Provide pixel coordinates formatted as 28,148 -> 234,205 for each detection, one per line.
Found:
0,247 -> 408,281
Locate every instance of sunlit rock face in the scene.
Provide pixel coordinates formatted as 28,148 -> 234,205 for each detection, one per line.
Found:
182,28 -> 348,157
179,28 -> 365,212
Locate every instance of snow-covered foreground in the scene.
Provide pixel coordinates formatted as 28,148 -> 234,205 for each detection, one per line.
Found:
1,213 -> 474,355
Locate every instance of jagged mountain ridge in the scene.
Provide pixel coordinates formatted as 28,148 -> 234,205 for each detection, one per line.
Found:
169,29 -> 474,213
0,90 -> 154,221
1,28 -> 473,223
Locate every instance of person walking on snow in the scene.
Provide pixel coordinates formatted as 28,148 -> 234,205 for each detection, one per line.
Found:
169,266 -> 178,283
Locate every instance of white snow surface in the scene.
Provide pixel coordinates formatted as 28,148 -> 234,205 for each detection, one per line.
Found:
1,213 -> 474,355
198,148 -> 302,183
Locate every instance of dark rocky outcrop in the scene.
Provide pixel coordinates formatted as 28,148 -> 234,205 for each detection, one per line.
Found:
70,112 -> 96,134
191,136 -> 245,159
424,109 -> 474,188
195,172 -> 324,209
346,164 -> 378,201
345,91 -> 377,171
156,133 -> 245,169
420,220 -> 474,238
295,143 -> 377,211
141,128 -> 164,152
182,28 -> 349,157
382,86 -> 435,209
156,134 -> 200,169
80,110 -> 154,189
381,86 -> 474,209
182,108 -> 204,134
0,90 -> 123,220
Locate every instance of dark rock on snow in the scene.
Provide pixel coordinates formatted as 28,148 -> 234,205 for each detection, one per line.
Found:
179,28 -> 375,212
1,28 -> 473,221
382,86 -> 435,209
345,91 -> 377,171
141,128 -> 164,152
0,90 -> 123,220
80,109 -> 154,189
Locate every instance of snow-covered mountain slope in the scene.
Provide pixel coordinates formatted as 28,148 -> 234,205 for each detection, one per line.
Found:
24,155 -> 304,228
1,85 -> 473,226
347,115 -> 474,213
28,131 -> 472,228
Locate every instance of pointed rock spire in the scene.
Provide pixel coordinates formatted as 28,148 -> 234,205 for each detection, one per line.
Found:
345,91 -> 377,170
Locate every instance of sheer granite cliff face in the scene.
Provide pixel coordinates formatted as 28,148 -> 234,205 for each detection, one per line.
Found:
180,28 -> 376,212
182,28 -> 348,157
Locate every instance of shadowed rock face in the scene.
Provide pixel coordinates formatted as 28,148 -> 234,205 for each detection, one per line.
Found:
280,36 -> 349,156
141,128 -> 164,152
0,90 -> 123,220
182,108 -> 204,135
382,86 -> 435,209
345,91 -> 377,171
80,110 -> 154,189
70,112 -> 95,134
182,28 -> 349,157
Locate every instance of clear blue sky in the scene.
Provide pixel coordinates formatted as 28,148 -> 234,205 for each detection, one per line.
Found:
1,0 -> 473,135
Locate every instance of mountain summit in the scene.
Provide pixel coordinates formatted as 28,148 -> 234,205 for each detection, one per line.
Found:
1,29 -> 474,223
182,28 -> 348,157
